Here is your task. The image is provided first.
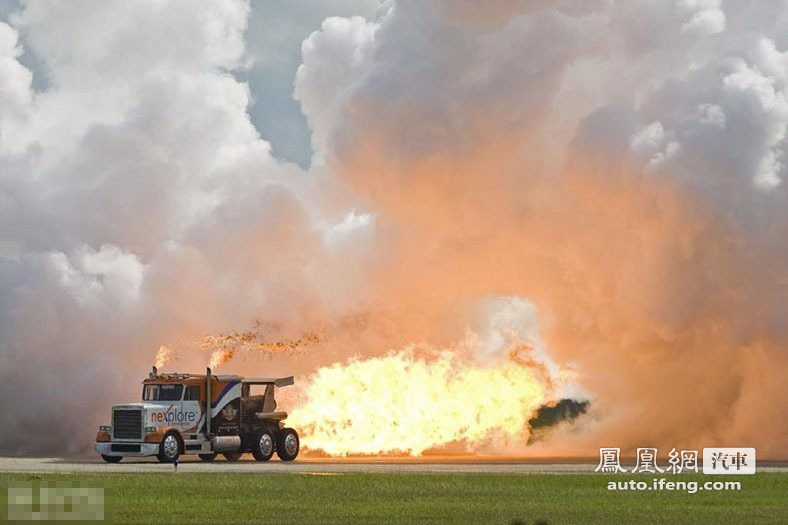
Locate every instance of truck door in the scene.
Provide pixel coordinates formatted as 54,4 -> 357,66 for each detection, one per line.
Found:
182,385 -> 201,434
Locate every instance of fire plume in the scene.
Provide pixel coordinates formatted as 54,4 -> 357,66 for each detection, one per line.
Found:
200,328 -> 320,369
208,348 -> 235,369
154,345 -> 174,369
288,347 -> 553,456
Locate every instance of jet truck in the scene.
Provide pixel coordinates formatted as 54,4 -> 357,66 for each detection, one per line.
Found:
95,367 -> 300,463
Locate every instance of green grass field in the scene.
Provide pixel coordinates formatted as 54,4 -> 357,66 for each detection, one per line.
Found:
2,472 -> 786,523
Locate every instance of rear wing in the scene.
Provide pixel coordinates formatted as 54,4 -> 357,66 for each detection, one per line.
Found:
240,376 -> 294,418
241,376 -> 294,388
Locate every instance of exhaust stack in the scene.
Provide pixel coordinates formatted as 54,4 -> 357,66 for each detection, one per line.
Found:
150,366 -> 157,378
206,367 -> 212,436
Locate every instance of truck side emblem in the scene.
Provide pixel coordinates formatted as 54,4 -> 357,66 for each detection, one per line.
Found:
222,404 -> 237,421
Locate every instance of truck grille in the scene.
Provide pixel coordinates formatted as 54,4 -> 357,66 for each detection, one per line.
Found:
112,409 -> 142,439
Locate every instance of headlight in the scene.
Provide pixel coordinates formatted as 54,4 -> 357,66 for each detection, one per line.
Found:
145,426 -> 157,433
99,426 -> 111,432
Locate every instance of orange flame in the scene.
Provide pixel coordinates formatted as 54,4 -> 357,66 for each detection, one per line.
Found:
154,344 -> 174,369
208,348 -> 235,369
200,329 -> 319,369
288,347 -> 553,456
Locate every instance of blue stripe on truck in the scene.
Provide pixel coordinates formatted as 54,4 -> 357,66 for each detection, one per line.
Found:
211,381 -> 240,409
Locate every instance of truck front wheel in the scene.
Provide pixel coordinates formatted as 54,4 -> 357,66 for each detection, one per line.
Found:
101,454 -> 122,463
276,428 -> 299,461
157,431 -> 181,463
251,430 -> 275,461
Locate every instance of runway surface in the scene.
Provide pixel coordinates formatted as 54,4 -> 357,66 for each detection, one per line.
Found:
0,456 -> 594,474
2,456 -> 787,474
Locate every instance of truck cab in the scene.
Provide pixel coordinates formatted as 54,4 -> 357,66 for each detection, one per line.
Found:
95,367 -> 300,463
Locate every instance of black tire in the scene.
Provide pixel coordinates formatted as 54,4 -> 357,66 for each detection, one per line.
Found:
251,429 -> 275,461
157,431 -> 181,463
101,454 -> 122,463
276,428 -> 299,461
222,452 -> 243,461
198,453 -> 217,462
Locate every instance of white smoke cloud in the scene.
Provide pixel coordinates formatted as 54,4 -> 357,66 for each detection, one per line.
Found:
292,0 -> 788,455
0,21 -> 31,136
294,15 -> 379,164
678,0 -> 726,36
0,0 -> 362,454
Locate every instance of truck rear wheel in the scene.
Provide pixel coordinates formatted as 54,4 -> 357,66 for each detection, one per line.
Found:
101,454 -> 122,463
198,453 -> 217,462
276,428 -> 299,461
222,452 -> 243,461
251,430 -> 275,461
157,431 -> 181,463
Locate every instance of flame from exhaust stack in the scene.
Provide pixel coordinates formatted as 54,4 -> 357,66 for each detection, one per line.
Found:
288,347 -> 553,456
208,348 -> 236,369
154,345 -> 174,369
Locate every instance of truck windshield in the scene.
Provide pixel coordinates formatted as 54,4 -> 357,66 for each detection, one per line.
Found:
143,384 -> 183,401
